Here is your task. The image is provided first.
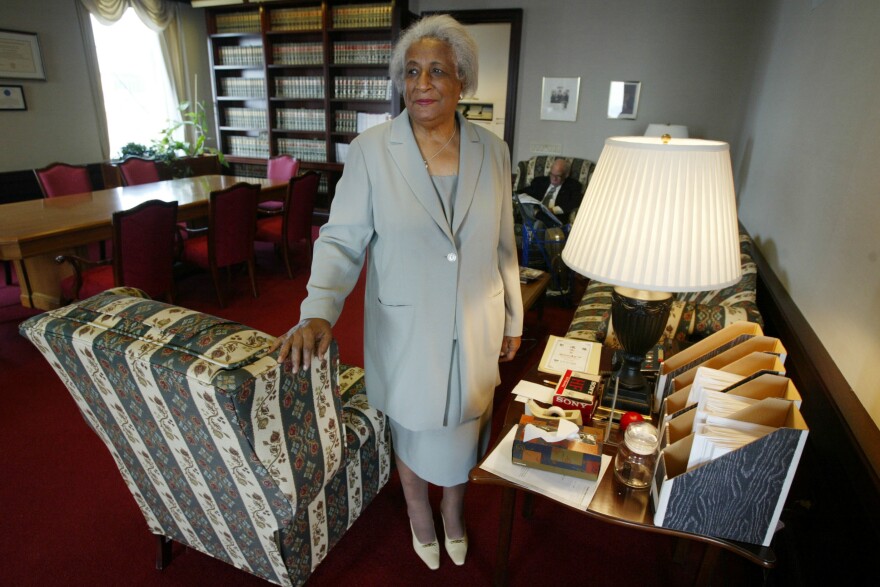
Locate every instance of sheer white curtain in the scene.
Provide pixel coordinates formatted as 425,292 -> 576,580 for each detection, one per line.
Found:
78,0 -> 189,158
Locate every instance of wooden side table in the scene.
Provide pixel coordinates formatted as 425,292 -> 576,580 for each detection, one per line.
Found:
470,345 -> 776,586
520,270 -> 551,318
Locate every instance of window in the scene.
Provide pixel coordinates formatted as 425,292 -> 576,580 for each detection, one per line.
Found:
90,9 -> 180,158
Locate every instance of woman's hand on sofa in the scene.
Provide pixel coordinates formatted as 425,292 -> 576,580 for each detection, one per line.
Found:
271,318 -> 333,372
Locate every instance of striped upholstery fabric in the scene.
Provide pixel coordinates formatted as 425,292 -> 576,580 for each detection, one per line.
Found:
567,226 -> 764,348
19,287 -> 391,587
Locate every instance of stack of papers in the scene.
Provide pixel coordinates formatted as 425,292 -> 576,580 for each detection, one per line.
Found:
480,425 -> 611,510
687,415 -> 777,471
693,389 -> 758,428
684,366 -> 747,408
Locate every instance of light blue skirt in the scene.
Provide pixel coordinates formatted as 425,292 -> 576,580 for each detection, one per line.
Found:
389,341 -> 493,487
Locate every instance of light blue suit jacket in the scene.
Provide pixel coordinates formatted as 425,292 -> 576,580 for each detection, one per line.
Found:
301,110 -> 523,430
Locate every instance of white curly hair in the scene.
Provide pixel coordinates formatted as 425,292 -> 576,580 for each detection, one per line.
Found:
389,14 -> 479,97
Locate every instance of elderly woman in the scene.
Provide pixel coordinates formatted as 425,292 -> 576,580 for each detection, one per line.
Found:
273,14 -> 522,570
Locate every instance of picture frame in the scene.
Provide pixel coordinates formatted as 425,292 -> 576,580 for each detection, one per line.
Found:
540,77 -> 580,122
0,30 -> 46,80
607,81 -> 641,119
0,85 -> 27,111
457,102 -> 494,121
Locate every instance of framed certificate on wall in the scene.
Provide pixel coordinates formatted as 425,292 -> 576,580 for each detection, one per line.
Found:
0,30 -> 46,80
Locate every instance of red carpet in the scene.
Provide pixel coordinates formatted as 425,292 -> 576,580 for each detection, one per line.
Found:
0,250 -> 762,586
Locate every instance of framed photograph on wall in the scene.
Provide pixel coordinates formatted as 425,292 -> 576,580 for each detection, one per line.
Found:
0,85 -> 27,110
607,81 -> 641,119
0,30 -> 46,80
541,77 -> 580,122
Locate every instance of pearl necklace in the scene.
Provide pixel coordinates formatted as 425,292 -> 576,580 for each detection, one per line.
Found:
421,125 -> 457,169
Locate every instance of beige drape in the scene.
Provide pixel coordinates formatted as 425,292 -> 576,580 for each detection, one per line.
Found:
79,0 -> 175,31
78,0 -> 188,159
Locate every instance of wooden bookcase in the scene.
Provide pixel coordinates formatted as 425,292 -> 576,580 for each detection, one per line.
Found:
205,0 -> 409,213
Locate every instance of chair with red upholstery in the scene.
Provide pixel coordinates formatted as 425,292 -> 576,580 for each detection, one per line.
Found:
55,199 -> 179,303
34,162 -> 93,197
255,171 -> 319,279
183,182 -> 260,307
258,154 -> 300,213
118,156 -> 161,186
36,161 -> 109,260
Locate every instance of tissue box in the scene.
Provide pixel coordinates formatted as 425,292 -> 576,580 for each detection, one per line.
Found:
511,415 -> 605,480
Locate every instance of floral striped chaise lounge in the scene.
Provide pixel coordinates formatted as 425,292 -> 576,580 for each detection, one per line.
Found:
19,287 -> 391,587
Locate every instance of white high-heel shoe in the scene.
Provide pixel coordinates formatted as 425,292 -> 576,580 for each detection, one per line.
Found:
441,515 -> 468,566
410,522 -> 440,570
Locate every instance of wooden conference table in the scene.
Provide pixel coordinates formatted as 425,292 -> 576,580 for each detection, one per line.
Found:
0,175 -> 286,310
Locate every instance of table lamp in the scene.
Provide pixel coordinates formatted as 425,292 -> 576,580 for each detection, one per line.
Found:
561,136 -> 741,417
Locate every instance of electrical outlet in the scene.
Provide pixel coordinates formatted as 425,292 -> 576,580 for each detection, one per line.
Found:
530,142 -> 562,155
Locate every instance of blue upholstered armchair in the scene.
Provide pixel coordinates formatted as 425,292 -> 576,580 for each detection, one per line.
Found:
19,287 -> 391,587
513,155 -> 595,293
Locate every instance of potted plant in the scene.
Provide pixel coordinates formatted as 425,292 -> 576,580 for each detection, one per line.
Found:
117,101 -> 227,178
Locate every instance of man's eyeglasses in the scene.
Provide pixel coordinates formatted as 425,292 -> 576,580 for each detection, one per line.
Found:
549,173 -> 564,180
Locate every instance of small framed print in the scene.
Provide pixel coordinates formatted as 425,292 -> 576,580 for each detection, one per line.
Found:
0,30 -> 46,80
607,81 -> 641,119
0,85 -> 26,111
540,77 -> 580,122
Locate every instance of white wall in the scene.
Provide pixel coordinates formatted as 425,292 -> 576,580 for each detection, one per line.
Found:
734,0 -> 880,423
0,0 -> 105,170
417,0 -> 764,164
0,0 -> 211,172
459,23 -> 509,140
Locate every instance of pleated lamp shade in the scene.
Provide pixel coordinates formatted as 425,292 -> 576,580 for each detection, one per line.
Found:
561,136 -> 742,293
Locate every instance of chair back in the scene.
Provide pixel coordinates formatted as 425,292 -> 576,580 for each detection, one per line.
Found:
112,200 -> 179,299
267,155 -> 300,181
283,171 -> 319,248
118,156 -> 161,186
513,156 -> 595,194
34,162 -> 93,197
209,182 -> 260,267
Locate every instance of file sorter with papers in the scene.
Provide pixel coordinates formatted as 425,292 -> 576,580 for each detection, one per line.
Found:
651,397 -> 808,546
653,321 -> 764,411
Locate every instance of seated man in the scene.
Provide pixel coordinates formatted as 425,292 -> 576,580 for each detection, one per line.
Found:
519,159 -> 584,225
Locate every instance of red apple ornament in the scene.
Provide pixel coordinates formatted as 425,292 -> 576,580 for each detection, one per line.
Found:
619,411 -> 644,432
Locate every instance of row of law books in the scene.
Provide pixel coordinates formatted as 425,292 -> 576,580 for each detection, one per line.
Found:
334,110 -> 392,134
333,41 -> 392,65
334,76 -> 393,100
273,43 -> 324,66
220,78 -> 265,99
224,107 -> 267,129
218,45 -> 264,67
275,76 -> 325,99
215,11 -> 261,34
277,108 -> 325,132
270,6 -> 323,32
649,321 -> 808,547
227,135 -> 269,159
332,3 -> 393,29
278,138 -> 326,162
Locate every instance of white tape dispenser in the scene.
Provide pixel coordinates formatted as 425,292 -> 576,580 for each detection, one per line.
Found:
526,399 -> 583,427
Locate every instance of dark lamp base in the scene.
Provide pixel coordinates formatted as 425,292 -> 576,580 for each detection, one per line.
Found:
608,287 -> 674,416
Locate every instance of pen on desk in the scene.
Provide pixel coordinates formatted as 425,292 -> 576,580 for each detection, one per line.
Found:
543,380 -> 558,387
